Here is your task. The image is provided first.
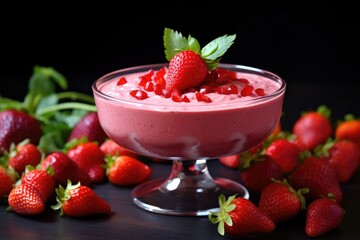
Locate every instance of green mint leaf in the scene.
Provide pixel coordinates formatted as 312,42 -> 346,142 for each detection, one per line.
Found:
164,28 -> 200,61
201,34 -> 236,69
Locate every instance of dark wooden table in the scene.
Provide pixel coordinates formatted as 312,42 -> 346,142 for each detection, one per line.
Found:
1,157 -> 359,240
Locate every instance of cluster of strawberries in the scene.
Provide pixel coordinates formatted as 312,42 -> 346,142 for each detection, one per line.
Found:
213,105 -> 359,237
0,110 -> 152,217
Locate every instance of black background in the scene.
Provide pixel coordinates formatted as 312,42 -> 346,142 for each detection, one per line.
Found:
1,1 -> 360,239
1,1 -> 359,126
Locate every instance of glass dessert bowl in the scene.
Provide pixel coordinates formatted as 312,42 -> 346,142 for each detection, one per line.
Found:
92,63 -> 286,216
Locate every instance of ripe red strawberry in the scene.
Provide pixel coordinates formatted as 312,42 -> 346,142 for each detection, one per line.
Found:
265,138 -> 301,174
68,112 -> 108,144
292,105 -> 333,151
326,139 -> 360,183
335,114 -> 360,164
208,194 -> 275,237
240,155 -> 283,193
40,151 -> 91,187
305,197 -> 345,237
0,109 -> 42,155
258,179 -> 308,223
52,180 -> 111,217
100,138 -> 139,158
219,154 -> 240,169
289,156 -> 343,203
21,169 -> 55,202
67,141 -> 106,183
163,28 -> 236,94
7,140 -> 42,175
335,115 -> 360,153
165,50 -> 208,93
0,166 -> 16,199
106,155 -> 152,186
8,183 -> 45,215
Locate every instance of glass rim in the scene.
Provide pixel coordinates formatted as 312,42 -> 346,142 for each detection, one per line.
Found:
92,63 -> 287,108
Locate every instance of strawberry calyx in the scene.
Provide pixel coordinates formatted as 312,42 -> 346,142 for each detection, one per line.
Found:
164,28 -> 236,70
271,178 -> 309,210
208,194 -> 237,236
51,179 -> 81,216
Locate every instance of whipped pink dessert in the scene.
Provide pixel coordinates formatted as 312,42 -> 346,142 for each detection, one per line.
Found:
93,64 -> 286,160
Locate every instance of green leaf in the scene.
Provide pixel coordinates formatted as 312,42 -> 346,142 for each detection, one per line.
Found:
201,34 -> 236,69
163,28 -> 200,61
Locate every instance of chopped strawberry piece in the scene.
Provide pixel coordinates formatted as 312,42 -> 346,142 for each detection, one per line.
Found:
130,90 -> 148,100
241,85 -> 254,96
116,77 -> 127,86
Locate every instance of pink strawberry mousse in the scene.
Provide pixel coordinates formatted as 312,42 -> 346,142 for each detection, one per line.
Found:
92,64 -> 286,160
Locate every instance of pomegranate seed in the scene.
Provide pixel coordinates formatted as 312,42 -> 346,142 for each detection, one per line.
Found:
227,84 -> 238,94
241,85 -> 254,96
182,95 -> 190,102
195,92 -> 212,102
144,81 -> 154,91
199,85 -> 213,94
216,86 -> 229,95
236,78 -> 249,84
171,91 -> 183,102
130,90 -> 148,100
255,88 -> 266,96
117,77 -> 127,85
154,83 -> 164,95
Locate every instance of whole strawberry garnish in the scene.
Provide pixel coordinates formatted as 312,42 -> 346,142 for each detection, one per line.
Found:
0,166 -> 16,200
208,194 -> 275,237
66,139 -> 106,183
292,105 -> 333,151
21,169 -> 55,203
163,28 -> 236,93
0,109 -> 42,155
105,155 -> 152,186
7,139 -> 42,175
305,197 -> 345,237
40,151 -> 91,187
316,138 -> 360,183
8,183 -> 45,215
258,178 -> 308,223
289,156 -> 343,203
240,155 -> 283,194
52,180 -> 111,218
265,138 -> 301,174
68,112 -> 108,144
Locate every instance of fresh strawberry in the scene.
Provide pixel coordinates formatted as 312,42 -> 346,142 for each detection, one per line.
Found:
52,180 -> 111,217
21,169 -> 55,202
219,154 -> 240,169
8,183 -> 45,215
289,156 -> 343,203
240,155 -> 283,193
305,197 -> 345,237
208,194 -> 275,237
258,178 -> 308,223
165,50 -> 208,93
68,112 -> 108,144
316,139 -> 360,183
0,166 -> 16,199
163,28 -> 236,94
40,151 -> 91,187
66,140 -> 106,183
0,109 -> 42,155
105,155 -> 152,186
292,105 -> 333,151
7,140 -> 42,175
100,138 -> 139,158
335,114 -> 360,152
265,138 -> 301,174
